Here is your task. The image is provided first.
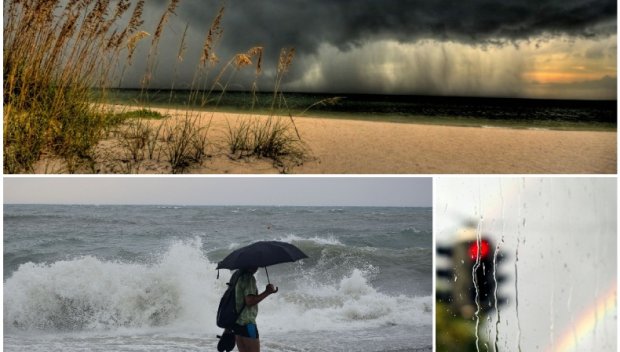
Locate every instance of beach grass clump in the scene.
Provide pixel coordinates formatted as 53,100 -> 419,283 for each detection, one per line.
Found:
225,47 -> 308,170
3,112 -> 48,174
163,115 -> 210,174
115,113 -> 209,174
118,119 -> 152,166
226,116 -> 306,170
2,0 -> 163,173
114,109 -> 167,120
252,117 -> 306,168
4,0 -> 310,173
4,0 -> 134,172
227,118 -> 252,155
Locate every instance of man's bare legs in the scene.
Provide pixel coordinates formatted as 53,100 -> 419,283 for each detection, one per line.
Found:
236,335 -> 260,352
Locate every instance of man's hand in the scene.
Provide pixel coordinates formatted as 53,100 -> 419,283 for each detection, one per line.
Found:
246,283 -> 279,306
266,283 -> 279,294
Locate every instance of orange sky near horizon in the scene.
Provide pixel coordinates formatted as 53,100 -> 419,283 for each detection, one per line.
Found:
522,35 -> 617,85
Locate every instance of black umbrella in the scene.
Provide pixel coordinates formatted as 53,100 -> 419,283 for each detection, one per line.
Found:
216,241 -> 308,283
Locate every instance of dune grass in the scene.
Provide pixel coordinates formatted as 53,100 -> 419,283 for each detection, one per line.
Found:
162,114 -> 209,174
224,47 -> 308,171
3,0 -> 151,172
114,108 -> 167,120
227,116 -> 306,170
3,0 -> 308,173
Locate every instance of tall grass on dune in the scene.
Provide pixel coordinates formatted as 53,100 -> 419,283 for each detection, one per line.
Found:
178,6 -> 309,171
225,47 -> 308,171
3,0 -> 151,173
4,0 -> 309,173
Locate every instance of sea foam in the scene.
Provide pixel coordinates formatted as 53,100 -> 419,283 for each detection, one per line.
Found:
4,239 -> 430,335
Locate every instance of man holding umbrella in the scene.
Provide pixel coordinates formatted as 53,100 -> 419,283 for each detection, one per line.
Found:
233,267 -> 278,352
217,241 -> 308,352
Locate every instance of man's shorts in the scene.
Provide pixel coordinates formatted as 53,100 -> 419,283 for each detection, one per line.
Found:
233,322 -> 259,339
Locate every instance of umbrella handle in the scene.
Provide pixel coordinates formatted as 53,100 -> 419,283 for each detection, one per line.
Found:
264,267 -> 270,284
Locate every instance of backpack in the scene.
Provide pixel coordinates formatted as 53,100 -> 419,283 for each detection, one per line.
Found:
216,270 -> 245,329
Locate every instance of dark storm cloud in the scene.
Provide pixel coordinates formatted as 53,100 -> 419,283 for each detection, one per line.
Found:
121,0 -> 616,96
171,0 -> 616,56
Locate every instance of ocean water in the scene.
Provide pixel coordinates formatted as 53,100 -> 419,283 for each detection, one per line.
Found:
102,89 -> 617,130
4,205 -> 432,352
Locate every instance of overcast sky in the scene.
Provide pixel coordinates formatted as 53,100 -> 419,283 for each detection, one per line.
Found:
115,0 -> 617,99
3,177 -> 431,207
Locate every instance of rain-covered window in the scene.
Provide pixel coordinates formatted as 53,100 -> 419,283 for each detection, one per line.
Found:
435,178 -> 617,352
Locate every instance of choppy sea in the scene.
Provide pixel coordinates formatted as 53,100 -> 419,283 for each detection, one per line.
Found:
4,205 -> 432,352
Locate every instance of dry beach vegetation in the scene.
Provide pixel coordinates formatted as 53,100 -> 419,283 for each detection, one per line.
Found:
4,0 -> 306,173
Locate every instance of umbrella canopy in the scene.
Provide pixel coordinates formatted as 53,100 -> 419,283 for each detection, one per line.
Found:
216,241 -> 308,270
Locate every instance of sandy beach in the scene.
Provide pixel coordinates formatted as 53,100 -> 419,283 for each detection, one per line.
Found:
34,107 -> 617,174
295,116 -> 617,174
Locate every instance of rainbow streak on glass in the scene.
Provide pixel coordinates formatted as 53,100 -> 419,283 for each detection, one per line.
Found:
547,282 -> 617,352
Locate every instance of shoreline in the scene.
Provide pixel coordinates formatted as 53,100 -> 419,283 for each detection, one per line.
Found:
34,106 -> 618,174
108,102 -> 617,132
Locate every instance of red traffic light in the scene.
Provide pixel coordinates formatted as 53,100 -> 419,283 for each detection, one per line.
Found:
468,239 -> 490,260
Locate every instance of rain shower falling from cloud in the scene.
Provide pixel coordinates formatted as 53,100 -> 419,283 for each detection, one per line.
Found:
118,0 -> 616,99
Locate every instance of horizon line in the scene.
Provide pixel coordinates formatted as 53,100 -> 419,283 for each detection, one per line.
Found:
4,203 -> 431,208
98,87 -> 619,103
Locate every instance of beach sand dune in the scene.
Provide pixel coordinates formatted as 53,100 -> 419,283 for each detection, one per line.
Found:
34,108 -> 617,174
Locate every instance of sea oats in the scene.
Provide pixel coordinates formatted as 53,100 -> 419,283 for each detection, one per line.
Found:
246,46 -> 263,75
234,54 -> 252,69
127,30 -> 150,63
112,0 -> 131,21
115,28 -> 128,49
94,0 -> 111,35
177,23 -> 189,62
153,0 -> 180,44
278,47 -> 296,74
57,10 -> 79,47
127,0 -> 145,33
209,53 -> 220,65
3,0 -> 182,173
106,29 -> 119,50
200,5 -> 225,67
65,0 -> 80,10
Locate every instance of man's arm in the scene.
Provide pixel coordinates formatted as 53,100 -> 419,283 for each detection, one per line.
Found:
244,284 -> 278,306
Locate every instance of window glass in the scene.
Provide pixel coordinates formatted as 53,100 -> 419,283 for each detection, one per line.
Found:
436,178 -> 617,352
